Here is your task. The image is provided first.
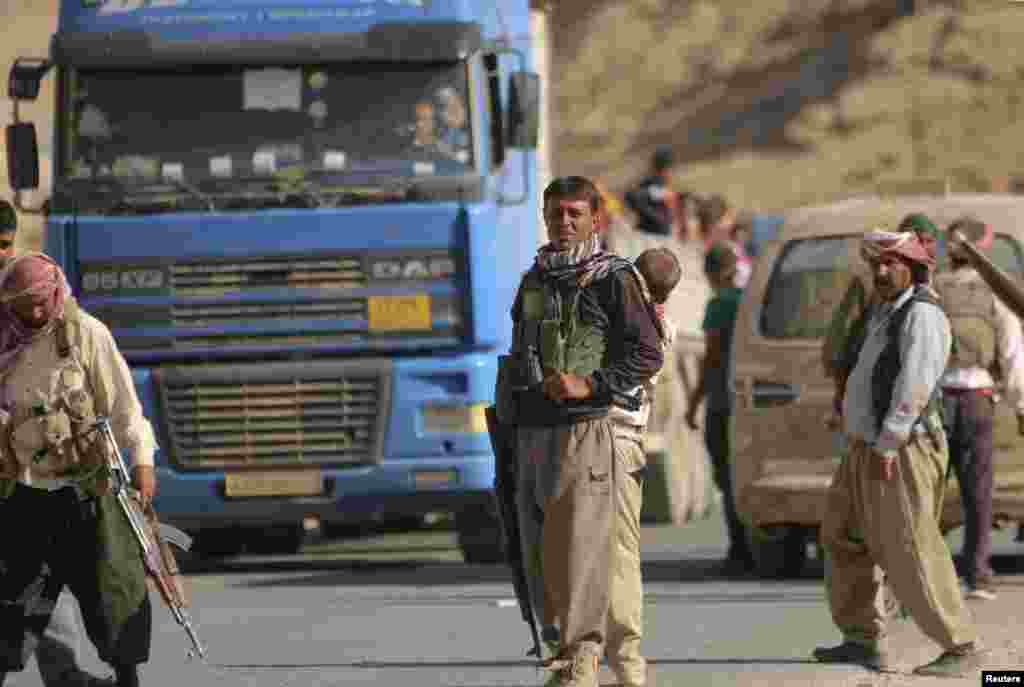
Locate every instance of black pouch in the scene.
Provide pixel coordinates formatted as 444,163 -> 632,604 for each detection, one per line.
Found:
495,354 -> 521,424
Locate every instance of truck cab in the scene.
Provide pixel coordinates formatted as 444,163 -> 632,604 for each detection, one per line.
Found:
6,0 -> 545,562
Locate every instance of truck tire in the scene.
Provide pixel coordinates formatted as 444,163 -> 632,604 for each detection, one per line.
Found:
246,524 -> 305,555
191,528 -> 246,559
456,500 -> 505,565
747,525 -> 807,579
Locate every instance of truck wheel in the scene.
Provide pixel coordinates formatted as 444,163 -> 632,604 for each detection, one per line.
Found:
191,528 -> 246,559
246,525 -> 305,555
747,525 -> 807,579
456,501 -> 505,565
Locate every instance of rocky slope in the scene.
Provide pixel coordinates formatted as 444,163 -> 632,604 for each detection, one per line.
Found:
548,0 -> 1024,212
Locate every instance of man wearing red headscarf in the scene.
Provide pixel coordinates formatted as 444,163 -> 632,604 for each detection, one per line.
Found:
814,230 -> 987,678
0,254 -> 156,687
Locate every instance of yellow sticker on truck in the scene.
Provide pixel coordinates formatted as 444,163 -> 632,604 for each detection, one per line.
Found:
367,294 -> 431,331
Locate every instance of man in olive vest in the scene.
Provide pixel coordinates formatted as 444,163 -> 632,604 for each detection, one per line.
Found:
815,230 -> 985,678
497,176 -> 664,687
934,216 -> 1024,602
0,254 -> 157,687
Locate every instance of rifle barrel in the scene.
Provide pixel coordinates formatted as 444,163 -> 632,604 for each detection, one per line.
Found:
954,232 -> 1024,320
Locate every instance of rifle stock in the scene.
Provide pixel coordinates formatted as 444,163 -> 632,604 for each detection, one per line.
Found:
94,418 -> 208,661
952,230 -> 1024,321
485,405 -> 543,661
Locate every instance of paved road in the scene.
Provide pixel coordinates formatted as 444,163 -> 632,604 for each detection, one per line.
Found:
7,514 -> 1023,687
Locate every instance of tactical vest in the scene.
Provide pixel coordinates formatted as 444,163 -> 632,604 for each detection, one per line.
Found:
931,271 -> 999,373
495,263 -> 648,425
864,286 -> 945,439
0,298 -> 107,499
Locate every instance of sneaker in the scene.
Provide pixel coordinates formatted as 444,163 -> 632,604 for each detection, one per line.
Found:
813,641 -> 889,671
965,586 -> 997,601
913,642 -> 987,678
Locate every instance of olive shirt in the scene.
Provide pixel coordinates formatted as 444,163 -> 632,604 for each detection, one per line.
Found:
821,275 -> 873,379
701,286 -> 743,412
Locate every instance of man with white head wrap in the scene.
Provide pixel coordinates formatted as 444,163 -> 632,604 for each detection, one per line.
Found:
0,254 -> 156,687
814,230 -> 987,678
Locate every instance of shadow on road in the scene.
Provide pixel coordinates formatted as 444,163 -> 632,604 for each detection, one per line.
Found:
188,545 -> 1022,590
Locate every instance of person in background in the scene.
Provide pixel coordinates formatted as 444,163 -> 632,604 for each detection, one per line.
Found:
685,242 -> 755,576
934,216 -> 1024,602
698,196 -> 752,289
624,147 -> 682,239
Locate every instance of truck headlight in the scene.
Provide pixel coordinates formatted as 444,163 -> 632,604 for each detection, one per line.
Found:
421,402 -> 488,433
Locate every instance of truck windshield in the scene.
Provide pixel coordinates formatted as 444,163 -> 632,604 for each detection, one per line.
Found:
59,62 -> 476,211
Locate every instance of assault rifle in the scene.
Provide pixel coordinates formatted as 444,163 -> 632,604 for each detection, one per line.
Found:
92,417 -> 207,661
485,405 -> 543,661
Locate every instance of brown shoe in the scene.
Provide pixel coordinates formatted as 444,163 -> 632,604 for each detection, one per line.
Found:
544,645 -> 600,687
913,642 -> 987,678
813,641 -> 888,671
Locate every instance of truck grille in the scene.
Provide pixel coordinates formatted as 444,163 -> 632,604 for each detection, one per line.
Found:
171,298 -> 366,325
156,361 -> 390,469
170,256 -> 365,295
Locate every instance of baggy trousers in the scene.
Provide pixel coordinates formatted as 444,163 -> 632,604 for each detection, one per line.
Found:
517,418 -> 617,655
820,433 -> 976,650
0,484 -> 152,673
942,390 -> 996,588
36,590 -> 89,687
606,430 -> 646,686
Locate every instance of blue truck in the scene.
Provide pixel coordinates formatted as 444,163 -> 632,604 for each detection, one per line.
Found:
6,0 -> 545,562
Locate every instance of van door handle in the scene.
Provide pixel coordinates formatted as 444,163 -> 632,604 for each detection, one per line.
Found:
752,380 -> 800,407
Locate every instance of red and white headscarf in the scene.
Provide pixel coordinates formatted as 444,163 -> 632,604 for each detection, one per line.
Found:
860,230 -> 935,270
0,253 -> 70,370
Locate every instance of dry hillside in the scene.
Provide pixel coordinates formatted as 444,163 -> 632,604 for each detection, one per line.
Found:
4,1 -> 1024,228
549,0 -> 1024,212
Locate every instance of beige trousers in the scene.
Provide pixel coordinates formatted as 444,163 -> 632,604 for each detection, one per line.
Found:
606,431 -> 646,685
517,418 -> 617,655
821,432 -> 977,650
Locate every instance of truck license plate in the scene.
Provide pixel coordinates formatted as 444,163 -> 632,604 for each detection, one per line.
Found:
224,469 -> 322,497
368,294 -> 431,331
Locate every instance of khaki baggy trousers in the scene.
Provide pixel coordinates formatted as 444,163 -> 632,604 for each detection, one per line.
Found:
821,432 -> 977,650
517,417 -> 617,654
606,430 -> 646,685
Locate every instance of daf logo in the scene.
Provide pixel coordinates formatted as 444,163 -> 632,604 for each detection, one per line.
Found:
371,257 -> 456,280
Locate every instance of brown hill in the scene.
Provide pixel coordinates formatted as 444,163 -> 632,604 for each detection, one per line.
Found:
549,0 -> 1024,212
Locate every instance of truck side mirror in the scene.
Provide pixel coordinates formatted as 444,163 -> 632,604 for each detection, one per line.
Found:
8,58 -> 51,102
507,71 -> 540,150
7,123 -> 40,191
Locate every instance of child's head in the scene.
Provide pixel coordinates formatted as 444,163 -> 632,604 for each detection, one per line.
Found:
635,247 -> 681,305
704,241 -> 738,288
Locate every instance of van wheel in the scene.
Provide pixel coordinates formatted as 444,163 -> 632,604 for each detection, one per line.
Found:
748,525 -> 807,579
456,500 -> 505,565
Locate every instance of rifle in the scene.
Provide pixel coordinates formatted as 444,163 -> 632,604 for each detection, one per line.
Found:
950,229 -> 1024,322
92,417 -> 207,661
485,405 -> 543,661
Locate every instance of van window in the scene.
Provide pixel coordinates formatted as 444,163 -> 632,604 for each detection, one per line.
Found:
761,232 -> 1024,340
937,233 -> 1024,276
760,236 -> 861,339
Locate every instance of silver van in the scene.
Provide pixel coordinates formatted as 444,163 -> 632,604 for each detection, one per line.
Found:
731,194 -> 1024,577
